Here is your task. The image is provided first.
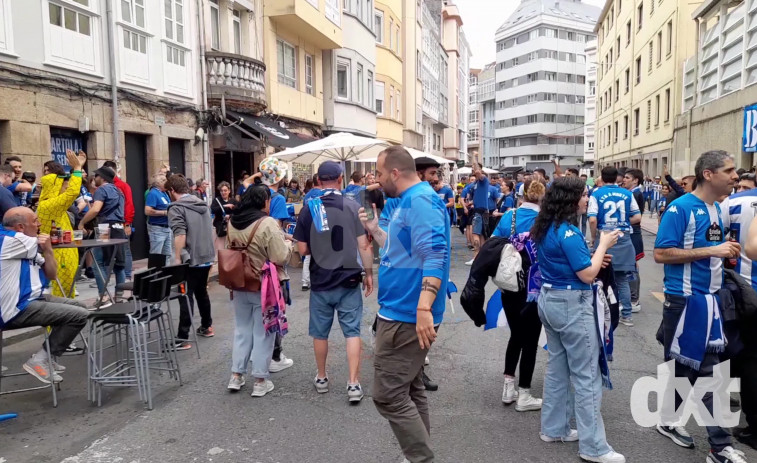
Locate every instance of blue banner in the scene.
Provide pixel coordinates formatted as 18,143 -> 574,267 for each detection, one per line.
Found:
743,103 -> 757,153
50,133 -> 85,169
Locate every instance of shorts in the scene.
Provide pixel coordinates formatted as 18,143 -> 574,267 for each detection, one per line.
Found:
472,212 -> 485,235
308,286 -> 363,339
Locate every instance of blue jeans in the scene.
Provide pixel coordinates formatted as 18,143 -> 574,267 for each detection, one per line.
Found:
650,199 -> 659,215
538,287 -> 613,458
231,291 -> 276,379
614,271 -> 633,319
147,224 -> 173,255
92,246 -> 126,296
124,232 -> 133,279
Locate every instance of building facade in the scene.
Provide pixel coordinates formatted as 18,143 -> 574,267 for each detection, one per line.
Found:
441,1 -> 470,162
494,0 -> 598,172
374,0 -> 403,144
584,39 -> 597,170
420,0 -> 448,156
674,0 -> 757,172
593,0 -> 701,176
477,62 -> 497,168
467,68 -> 480,160
401,0 -> 423,149
323,0 -> 377,138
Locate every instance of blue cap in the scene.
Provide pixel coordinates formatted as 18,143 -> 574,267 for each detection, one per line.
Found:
318,161 -> 343,181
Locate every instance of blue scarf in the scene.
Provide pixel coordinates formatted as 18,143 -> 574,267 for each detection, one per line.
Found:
593,281 -> 613,389
670,294 -> 726,371
510,232 -> 542,302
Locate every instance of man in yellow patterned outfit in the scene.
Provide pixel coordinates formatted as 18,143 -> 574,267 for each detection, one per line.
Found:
37,150 -> 86,297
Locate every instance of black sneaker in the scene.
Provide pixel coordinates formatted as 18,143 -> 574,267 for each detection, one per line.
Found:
301,284 -> 310,291
174,341 -> 192,351
735,427 -> 757,451
197,326 -> 215,337
84,268 -> 95,279
656,424 -> 695,448
422,369 -> 438,391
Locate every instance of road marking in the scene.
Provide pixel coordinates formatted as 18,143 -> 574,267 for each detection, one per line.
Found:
651,291 -> 665,303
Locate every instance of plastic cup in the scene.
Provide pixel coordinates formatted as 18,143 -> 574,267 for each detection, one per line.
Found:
73,230 -> 83,245
97,224 -> 110,241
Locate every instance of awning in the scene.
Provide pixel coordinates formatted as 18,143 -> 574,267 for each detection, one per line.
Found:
226,111 -> 306,149
501,166 -> 524,173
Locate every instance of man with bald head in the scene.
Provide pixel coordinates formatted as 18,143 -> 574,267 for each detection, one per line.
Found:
0,207 -> 89,384
360,146 -> 450,463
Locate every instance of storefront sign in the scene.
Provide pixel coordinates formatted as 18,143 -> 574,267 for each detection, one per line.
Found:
743,104 -> 757,152
50,132 -> 86,168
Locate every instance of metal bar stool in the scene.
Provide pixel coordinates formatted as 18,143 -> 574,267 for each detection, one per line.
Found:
0,328 -> 58,407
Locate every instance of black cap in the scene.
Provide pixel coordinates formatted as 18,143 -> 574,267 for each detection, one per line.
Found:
93,167 -> 115,183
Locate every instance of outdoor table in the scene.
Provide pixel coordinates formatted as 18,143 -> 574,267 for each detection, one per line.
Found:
53,238 -> 129,307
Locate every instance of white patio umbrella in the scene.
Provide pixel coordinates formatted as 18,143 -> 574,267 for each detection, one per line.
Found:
457,166 -> 499,175
271,132 -> 391,164
352,147 -> 456,165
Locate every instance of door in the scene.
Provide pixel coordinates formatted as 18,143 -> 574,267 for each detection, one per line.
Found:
168,138 -> 185,175
213,150 -> 232,190
125,134 -> 148,260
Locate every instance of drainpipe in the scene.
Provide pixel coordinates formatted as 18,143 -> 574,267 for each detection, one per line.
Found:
105,0 -> 120,162
686,17 -> 702,175
197,0 -> 211,186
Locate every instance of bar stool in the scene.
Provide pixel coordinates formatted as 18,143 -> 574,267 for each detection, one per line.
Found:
0,328 -> 58,407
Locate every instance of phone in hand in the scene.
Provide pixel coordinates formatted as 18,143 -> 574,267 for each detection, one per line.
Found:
361,190 -> 374,220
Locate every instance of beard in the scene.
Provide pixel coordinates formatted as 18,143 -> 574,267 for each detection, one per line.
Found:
382,177 -> 399,198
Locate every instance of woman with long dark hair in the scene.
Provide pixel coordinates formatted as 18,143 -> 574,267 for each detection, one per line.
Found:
491,179 -> 546,411
530,177 -> 624,463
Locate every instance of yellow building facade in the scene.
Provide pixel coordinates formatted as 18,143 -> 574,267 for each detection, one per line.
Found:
263,0 -> 343,129
594,0 -> 701,176
375,0 -> 403,144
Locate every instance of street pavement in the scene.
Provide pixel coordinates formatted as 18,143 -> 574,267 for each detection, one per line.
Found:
1,231 -> 756,463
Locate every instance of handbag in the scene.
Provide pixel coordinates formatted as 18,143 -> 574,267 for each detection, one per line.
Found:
215,198 -> 228,238
217,217 -> 268,292
492,210 -> 522,292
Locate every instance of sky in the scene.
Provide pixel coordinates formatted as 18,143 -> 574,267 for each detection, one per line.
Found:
456,0 -> 607,69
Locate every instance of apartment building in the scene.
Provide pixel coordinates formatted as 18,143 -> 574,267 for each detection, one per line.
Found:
441,1 -> 471,162
467,68 -> 480,160
494,0 -> 598,173
584,39 -> 597,170
323,0 -> 377,138
419,0 -> 449,156
477,62 -> 497,168
674,0 -> 757,171
401,0 -> 423,149
374,0 -> 403,143
593,0 -> 701,176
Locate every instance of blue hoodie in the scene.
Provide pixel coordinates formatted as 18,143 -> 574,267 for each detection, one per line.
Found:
377,182 -> 450,325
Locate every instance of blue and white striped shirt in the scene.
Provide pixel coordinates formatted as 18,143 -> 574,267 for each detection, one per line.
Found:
721,189 -> 757,290
0,227 -> 48,327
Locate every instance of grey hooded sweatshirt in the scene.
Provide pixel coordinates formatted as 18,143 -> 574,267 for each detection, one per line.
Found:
167,194 -> 215,266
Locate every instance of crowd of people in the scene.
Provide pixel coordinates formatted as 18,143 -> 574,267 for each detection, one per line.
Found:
2,146 -> 757,463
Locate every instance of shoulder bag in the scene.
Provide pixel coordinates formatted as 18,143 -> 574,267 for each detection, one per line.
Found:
218,217 -> 268,292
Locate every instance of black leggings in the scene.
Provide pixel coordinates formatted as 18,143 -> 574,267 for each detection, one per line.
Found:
502,290 -> 542,389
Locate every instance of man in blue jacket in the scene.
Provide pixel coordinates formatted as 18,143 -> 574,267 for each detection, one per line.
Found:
360,146 -> 450,463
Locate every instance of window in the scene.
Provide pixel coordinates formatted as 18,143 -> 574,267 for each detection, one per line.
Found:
635,57 -> 641,84
637,2 -> 643,30
625,68 -> 630,93
577,75 -> 585,84
666,21 -> 672,55
396,89 -> 400,120
615,79 -> 620,101
626,20 -> 631,45
357,63 -> 363,103
232,10 -> 241,54
367,70 -> 373,107
122,0 -> 145,28
527,94 -> 537,103
545,93 -> 556,101
527,72 -> 538,82
375,81 -> 384,114
664,88 -> 670,122
511,117 -> 518,126
614,121 -> 619,143
374,10 -> 383,43
657,31 -> 662,63
305,54 -> 314,96
337,61 -> 349,99
389,85 -> 394,118
389,18 -> 393,49
527,115 -> 537,124
546,72 -> 556,81
634,108 -> 640,135
650,0 -> 655,14
325,0 -> 340,26
623,115 -> 629,138
209,0 -> 220,50
589,81 -> 596,95
566,31 -> 575,41
646,99 -> 651,130
544,114 -> 556,122
616,37 -> 621,58
395,26 -> 400,54
277,39 -> 296,88
577,96 -> 585,103
164,0 -> 185,43
124,30 -> 147,53
655,94 -> 660,126
49,2 -> 91,36
609,88 -> 613,104
545,28 -> 557,38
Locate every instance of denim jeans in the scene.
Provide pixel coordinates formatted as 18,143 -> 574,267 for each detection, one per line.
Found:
147,224 -> 173,255
124,232 -> 133,279
231,290 -> 276,379
538,287 -> 613,458
650,199 -> 659,215
614,271 -> 632,319
661,294 -> 732,452
630,266 -> 640,304
92,227 -> 126,296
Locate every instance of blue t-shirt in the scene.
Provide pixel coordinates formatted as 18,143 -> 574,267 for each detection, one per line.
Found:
721,189 -> 757,290
7,181 -> 23,206
93,183 -> 124,223
237,184 -> 247,197
435,185 -> 454,207
587,184 -> 640,232
343,184 -> 363,203
492,203 -> 538,239
515,182 -> 524,197
488,185 -> 501,211
536,222 -> 592,290
499,194 -> 515,213
654,193 -> 725,296
303,188 -> 323,205
0,186 -> 16,217
378,182 -> 450,325
145,187 -> 170,225
78,185 -> 92,214
461,183 -> 474,201
471,177 -> 490,210
268,189 -> 289,221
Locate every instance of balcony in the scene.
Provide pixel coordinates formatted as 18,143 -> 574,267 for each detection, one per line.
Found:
265,0 -> 342,50
206,52 -> 267,112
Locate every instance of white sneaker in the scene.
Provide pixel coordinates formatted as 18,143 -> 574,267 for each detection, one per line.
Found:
250,379 -> 274,397
515,388 -> 542,412
631,302 -> 641,313
579,450 -> 626,463
706,446 -> 747,463
269,354 -> 293,372
227,374 -> 245,391
540,429 -> 579,442
424,356 -> 430,366
314,375 -> 329,393
51,359 -> 66,373
501,377 -> 518,404
465,259 -> 474,266
347,383 -> 364,403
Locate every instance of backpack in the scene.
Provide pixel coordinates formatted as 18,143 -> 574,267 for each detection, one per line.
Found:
217,217 -> 269,292
492,210 -> 523,292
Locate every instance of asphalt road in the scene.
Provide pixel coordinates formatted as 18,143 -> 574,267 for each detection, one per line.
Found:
1,231 -> 755,463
